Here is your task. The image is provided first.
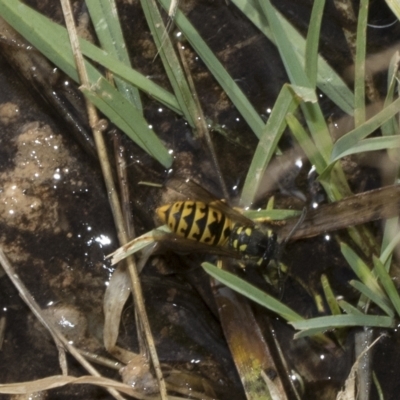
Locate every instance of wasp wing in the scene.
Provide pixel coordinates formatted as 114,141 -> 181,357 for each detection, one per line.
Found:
165,177 -> 255,227
153,229 -> 241,258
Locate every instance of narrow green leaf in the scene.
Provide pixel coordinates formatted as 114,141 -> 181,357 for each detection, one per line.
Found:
331,96 -> 400,162
381,52 -> 400,138
373,255 -> 400,318
293,327 -> 333,339
202,262 -> 303,322
372,371 -> 385,400
290,314 -> 393,330
332,135 -> 400,158
0,0 -> 181,113
85,0 -> 142,110
257,0 -> 334,163
380,230 -> 400,266
257,0 -> 312,89
157,0 -> 266,139
304,0 -> 326,87
240,86 -> 298,206
340,242 -> 387,300
141,0 -> 196,127
286,112 -> 327,173
353,0 -> 369,126
321,274 -> 341,316
81,77 -> 173,167
231,0 -> 354,115
350,280 -> 394,317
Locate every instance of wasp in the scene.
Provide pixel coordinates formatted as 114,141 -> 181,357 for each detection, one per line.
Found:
155,178 -> 277,267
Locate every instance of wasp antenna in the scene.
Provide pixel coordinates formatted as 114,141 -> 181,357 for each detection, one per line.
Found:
283,207 -> 307,246
275,207 -> 307,298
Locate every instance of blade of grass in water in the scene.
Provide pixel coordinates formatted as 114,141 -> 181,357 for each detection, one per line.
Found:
81,77 -> 172,167
321,274 -> 341,316
202,262 -> 303,322
0,0 -> 181,112
331,96 -> 400,162
350,280 -> 394,318
380,52 -> 400,271
231,0 -> 354,115
340,243 -> 387,301
304,0 -> 326,87
85,0 -> 142,111
240,86 -> 299,206
373,256 -> 400,317
353,0 -> 369,126
291,314 -> 394,330
0,0 -> 175,167
157,0 -> 266,139
286,112 -> 327,172
141,0 -> 197,128
257,0 -> 332,163
333,135 -> 400,159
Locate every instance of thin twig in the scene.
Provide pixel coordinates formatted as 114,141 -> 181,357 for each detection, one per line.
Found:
0,248 -> 126,400
113,133 -> 146,357
59,1 -> 168,398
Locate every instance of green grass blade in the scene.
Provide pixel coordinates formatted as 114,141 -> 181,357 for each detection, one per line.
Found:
373,256 -> 400,317
257,0 -> 312,89
332,135 -> 400,158
202,262 -> 303,322
293,327 -> 334,339
372,372 -> 385,400
80,42 -> 181,113
240,86 -> 299,205
85,0 -> 142,111
0,0 -> 175,166
290,314 -> 394,330
286,112 -> 327,172
353,0 -> 369,126
304,0 -> 325,88
81,77 -> 173,167
350,280 -> 394,317
231,0 -> 354,115
340,242 -> 387,300
321,274 -> 341,315
257,0 -> 333,162
304,0 -> 326,87
331,96 -> 400,162
141,0 -> 196,128
157,0 -> 266,139
0,0 -> 181,113
382,51 -> 400,172
380,230 -> 400,266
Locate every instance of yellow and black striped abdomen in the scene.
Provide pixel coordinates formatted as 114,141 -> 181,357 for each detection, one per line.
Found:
156,201 -> 233,247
